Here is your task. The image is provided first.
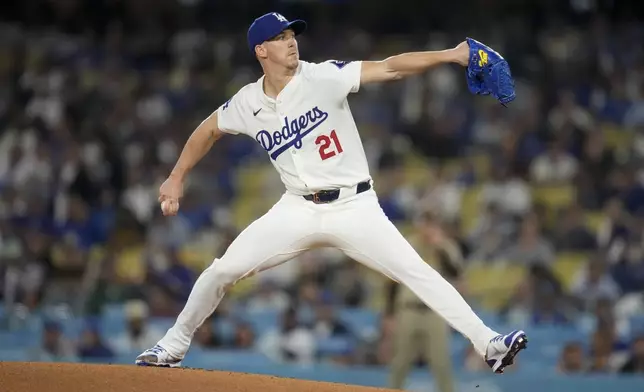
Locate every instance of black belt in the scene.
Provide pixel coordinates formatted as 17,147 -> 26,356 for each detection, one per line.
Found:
303,180 -> 371,204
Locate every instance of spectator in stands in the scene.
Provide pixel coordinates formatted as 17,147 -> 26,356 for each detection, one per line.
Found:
502,279 -> 533,326
589,327 -> 614,373
292,279 -> 324,324
604,167 -> 644,216
584,298 -> 631,339
467,202 -> 514,263
375,153 -> 409,222
588,322 -> 630,373
147,248 -> 196,304
502,214 -> 556,265
28,320 -> 77,362
547,90 -> 595,134
51,195 -> 101,251
111,300 -> 164,355
146,209 -> 191,250
328,262 -> 367,308
611,239 -> 644,294
232,322 -> 256,349
78,323 -> 114,360
554,205 -> 597,252
502,263 -> 569,326
530,139 -> 579,185
454,159 -> 477,187
571,256 -> 621,312
257,307 -> 316,365
418,166 -> 464,224
145,284 -> 181,318
1,228 -> 49,310
623,85 -> 644,131
11,141 -> 54,194
121,168 -> 158,226
620,335 -> 644,374
312,303 -> 352,340
597,198 -> 632,255
479,165 -> 532,218
558,342 -> 587,374
246,279 -> 290,314
194,319 -> 222,349
580,131 -> 615,198
532,290 -> 571,326
471,102 -> 511,148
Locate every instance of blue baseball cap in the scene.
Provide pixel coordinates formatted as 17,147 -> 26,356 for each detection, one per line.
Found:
247,12 -> 307,54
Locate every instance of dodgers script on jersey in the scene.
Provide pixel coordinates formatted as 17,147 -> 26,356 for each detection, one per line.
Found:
216,60 -> 370,194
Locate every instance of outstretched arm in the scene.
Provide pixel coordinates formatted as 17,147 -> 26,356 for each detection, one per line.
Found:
360,41 -> 469,85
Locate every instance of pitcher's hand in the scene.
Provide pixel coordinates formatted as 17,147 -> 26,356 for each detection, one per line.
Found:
158,175 -> 184,216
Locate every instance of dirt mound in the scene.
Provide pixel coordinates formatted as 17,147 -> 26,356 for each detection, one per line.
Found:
0,362 -> 396,392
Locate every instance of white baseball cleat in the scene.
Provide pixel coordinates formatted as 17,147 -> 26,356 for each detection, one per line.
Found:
485,330 -> 528,373
135,345 -> 183,368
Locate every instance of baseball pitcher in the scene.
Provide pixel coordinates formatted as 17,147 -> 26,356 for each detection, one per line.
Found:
136,12 -> 526,374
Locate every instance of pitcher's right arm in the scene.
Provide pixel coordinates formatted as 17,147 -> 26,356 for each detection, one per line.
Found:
169,112 -> 225,182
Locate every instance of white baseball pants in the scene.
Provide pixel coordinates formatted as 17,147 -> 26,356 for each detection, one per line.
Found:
157,188 -> 498,357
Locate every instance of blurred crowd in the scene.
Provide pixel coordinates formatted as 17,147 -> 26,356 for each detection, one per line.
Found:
1,0 -> 644,378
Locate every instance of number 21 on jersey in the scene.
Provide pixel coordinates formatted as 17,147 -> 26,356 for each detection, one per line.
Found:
315,130 -> 343,160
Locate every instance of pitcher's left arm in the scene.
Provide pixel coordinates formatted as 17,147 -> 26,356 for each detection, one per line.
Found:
360,41 -> 469,84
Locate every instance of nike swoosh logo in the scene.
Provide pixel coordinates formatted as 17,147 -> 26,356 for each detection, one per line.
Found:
253,108 -> 262,116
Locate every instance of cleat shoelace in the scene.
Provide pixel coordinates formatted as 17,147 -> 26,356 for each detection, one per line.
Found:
148,345 -> 165,355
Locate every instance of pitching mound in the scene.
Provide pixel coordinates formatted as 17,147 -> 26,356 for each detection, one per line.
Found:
0,362 -> 397,392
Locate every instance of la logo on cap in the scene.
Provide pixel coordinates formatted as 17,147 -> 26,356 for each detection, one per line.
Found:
273,13 -> 288,22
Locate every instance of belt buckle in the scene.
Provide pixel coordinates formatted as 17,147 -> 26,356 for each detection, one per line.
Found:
313,193 -> 321,203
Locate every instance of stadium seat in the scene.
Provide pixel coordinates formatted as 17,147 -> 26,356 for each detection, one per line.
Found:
532,186 -> 575,222
0,349 -> 29,362
460,185 -> 483,233
114,246 -> 146,283
464,263 -> 526,310
585,212 -> 604,233
553,253 -> 588,289
178,248 -> 213,271
603,125 -> 634,150
213,318 -> 237,344
402,153 -> 432,189
337,308 -> 379,339
316,336 -> 355,357
0,330 -> 40,349
182,349 -> 270,368
527,326 -> 588,363
240,309 -> 280,336
100,304 -> 126,336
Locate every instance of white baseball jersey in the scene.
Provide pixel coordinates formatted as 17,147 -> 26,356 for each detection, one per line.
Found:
216,60 -> 370,195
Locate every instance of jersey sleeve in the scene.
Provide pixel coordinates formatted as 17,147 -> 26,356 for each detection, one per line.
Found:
215,92 -> 246,135
311,60 -> 363,96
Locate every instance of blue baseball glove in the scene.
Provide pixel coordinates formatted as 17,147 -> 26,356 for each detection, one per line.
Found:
465,37 -> 516,106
